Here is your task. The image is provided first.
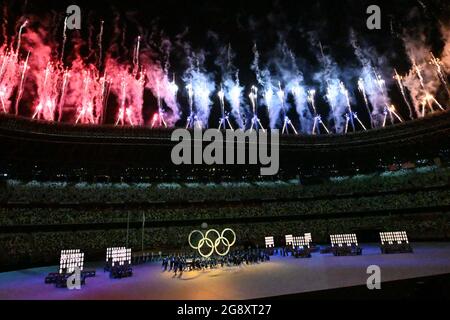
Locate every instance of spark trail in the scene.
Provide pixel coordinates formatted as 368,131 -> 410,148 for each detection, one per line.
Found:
429,52 -> 450,97
393,69 -> 414,119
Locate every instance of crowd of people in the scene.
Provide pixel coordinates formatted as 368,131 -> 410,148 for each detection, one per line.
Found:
161,248 -> 271,275
1,166 -> 449,204
1,187 -> 449,227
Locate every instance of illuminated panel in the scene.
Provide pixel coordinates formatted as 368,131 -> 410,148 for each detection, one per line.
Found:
265,236 -> 275,248
330,234 -> 358,247
292,236 -> 310,248
379,231 -> 409,245
111,248 -> 132,266
106,247 -> 126,261
59,249 -> 84,274
285,234 -> 293,246
304,233 -> 312,243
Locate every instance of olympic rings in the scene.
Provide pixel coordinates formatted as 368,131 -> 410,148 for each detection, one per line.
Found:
197,237 -> 215,258
188,228 -> 236,258
188,230 -> 204,250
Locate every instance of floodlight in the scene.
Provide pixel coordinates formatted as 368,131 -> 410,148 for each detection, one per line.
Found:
330,233 -> 358,247
304,233 -> 312,243
285,234 -> 293,245
265,236 -> 275,248
379,231 -> 409,245
292,236 -> 310,248
110,247 -> 132,266
59,249 -> 84,274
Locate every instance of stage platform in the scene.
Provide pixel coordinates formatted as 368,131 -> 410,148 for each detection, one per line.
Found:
1,243 -> 450,300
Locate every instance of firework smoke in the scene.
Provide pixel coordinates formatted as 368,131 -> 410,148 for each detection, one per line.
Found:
350,30 -> 392,127
309,34 -> 348,133
182,52 -> 215,128
402,27 -> 444,118
216,44 -> 244,128
270,41 -> 311,133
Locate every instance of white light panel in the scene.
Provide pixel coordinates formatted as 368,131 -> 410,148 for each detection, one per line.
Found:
106,247 -> 126,261
292,236 -> 310,248
330,234 -> 358,247
110,248 -> 132,266
265,236 -> 275,248
59,249 -> 84,274
285,234 -> 293,245
304,233 -> 312,243
379,231 -> 409,245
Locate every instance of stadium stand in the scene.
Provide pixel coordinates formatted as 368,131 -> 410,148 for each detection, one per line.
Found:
0,113 -> 450,270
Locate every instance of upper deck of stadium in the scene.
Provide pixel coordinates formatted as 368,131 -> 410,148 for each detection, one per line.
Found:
0,112 -> 449,181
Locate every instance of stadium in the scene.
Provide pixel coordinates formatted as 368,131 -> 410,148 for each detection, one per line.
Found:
1,0 -> 450,305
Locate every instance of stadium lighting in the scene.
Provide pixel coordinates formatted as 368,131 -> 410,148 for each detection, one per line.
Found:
106,247 -> 133,279
379,231 -> 412,254
287,233 -> 312,248
59,249 -> 84,274
292,236 -> 310,248
106,247 -> 127,261
285,234 -> 293,246
380,231 -> 409,245
109,247 -> 132,266
329,233 -> 362,256
304,233 -> 312,243
265,236 -> 275,248
330,234 -> 358,247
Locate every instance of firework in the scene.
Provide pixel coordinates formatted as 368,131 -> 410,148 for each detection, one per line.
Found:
15,20 -> 28,55
340,82 -> 355,132
264,87 -> 273,111
185,82 -> 196,129
61,17 -> 67,63
249,85 -> 258,114
312,115 -> 330,135
248,85 -> 264,132
0,13 -> 448,136
276,82 -> 297,134
307,89 -> 317,115
98,20 -> 104,68
226,79 -> 243,128
325,83 -> 340,133
357,78 -> 374,128
151,80 -> 168,128
57,69 -> 69,122
429,52 -> 450,96
32,62 -> 61,121
412,60 -> 426,90
393,69 -> 414,119
217,86 -> 233,130
0,49 -> 21,114
13,50 -> 30,115
186,83 -> 193,111
421,93 -> 444,117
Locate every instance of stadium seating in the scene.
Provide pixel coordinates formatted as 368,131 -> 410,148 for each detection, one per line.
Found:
0,165 -> 449,270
